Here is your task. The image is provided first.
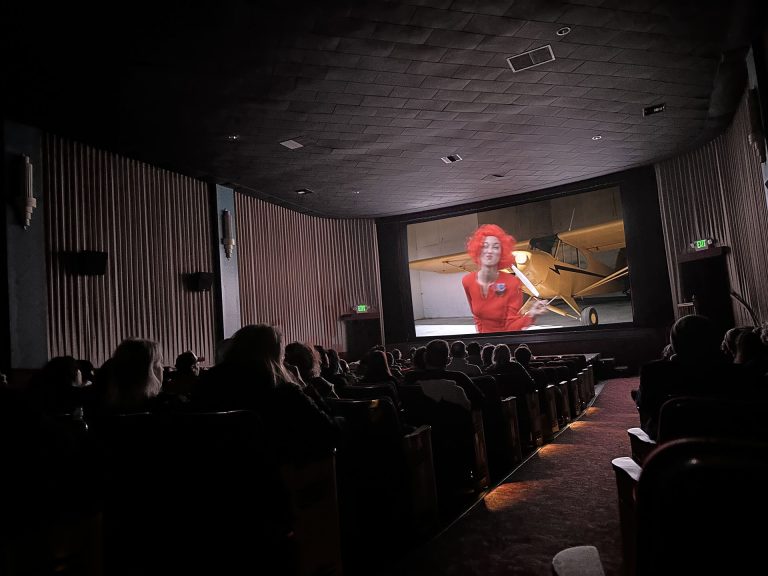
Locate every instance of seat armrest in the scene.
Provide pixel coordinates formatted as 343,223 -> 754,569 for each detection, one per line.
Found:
627,427 -> 652,443
403,424 -> 431,442
627,427 -> 656,464
611,456 -> 642,482
552,545 -> 606,576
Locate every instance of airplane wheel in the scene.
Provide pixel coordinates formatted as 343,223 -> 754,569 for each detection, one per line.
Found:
581,306 -> 598,327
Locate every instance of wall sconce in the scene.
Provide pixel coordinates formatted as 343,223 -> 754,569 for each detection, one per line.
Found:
19,155 -> 36,229
221,209 -> 235,259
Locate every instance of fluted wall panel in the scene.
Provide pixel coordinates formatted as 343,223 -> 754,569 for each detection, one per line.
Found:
44,135 -> 217,367
656,91 -> 768,325
719,93 -> 768,324
235,193 -> 381,351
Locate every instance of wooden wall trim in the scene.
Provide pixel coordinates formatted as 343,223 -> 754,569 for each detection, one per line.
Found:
235,193 -> 381,352
655,90 -> 768,325
44,135 -> 217,368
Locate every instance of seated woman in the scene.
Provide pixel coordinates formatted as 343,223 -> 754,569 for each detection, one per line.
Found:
485,344 -> 536,392
102,338 -> 165,414
284,342 -> 339,400
360,350 -> 400,388
197,324 -> 340,460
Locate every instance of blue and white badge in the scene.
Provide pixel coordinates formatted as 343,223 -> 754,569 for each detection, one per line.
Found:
495,283 -> 506,295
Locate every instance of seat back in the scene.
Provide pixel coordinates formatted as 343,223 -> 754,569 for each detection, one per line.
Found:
94,410 -> 295,575
471,375 -> 523,477
325,397 -> 434,568
398,385 -> 488,499
657,395 -> 766,443
337,382 -> 400,407
636,438 -> 768,576
494,372 -> 542,450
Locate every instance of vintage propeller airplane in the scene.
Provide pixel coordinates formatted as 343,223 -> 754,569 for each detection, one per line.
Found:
409,219 -> 629,326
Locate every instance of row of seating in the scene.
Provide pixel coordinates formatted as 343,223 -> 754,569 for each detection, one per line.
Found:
554,394 -> 768,576
3,356 -> 598,576
3,410 -> 343,576
325,357 -> 598,560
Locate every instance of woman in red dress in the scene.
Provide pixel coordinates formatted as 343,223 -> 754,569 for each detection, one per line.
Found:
462,224 -> 546,334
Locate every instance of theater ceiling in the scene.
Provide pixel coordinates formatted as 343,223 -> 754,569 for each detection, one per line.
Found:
5,0 -> 763,217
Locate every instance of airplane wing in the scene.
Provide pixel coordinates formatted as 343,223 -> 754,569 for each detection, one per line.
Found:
557,219 -> 625,252
408,252 -> 474,273
573,266 -> 629,297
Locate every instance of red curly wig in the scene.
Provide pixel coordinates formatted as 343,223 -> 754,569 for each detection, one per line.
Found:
466,224 -> 517,269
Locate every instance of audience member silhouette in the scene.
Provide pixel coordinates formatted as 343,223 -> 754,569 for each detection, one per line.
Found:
513,344 -> 533,369
30,355 -> 84,417
163,351 -> 200,396
721,326 -> 753,362
284,342 -> 339,400
465,341 -> 483,368
486,344 -> 536,392
635,315 -> 737,440
198,324 -> 339,460
390,347 -> 403,367
101,338 -> 165,414
734,329 -> 768,386
405,339 -> 485,409
411,346 -> 427,371
385,351 -> 405,380
326,348 -> 357,388
360,350 -> 400,387
481,344 -> 495,369
447,340 -> 482,377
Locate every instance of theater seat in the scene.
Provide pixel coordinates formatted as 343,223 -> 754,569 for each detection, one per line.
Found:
556,438 -> 768,576
326,397 -> 438,571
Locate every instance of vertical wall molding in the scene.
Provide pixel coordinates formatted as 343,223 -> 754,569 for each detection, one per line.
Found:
3,122 -> 49,371
44,135 -> 217,367
235,193 -> 381,352
211,184 -> 242,341
656,91 -> 768,325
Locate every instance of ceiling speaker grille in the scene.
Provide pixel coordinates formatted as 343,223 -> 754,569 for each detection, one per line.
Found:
507,45 -> 555,73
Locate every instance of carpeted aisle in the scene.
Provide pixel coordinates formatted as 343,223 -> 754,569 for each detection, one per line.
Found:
380,377 -> 640,576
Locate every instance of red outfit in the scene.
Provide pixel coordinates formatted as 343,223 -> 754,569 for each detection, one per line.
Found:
462,271 -> 533,333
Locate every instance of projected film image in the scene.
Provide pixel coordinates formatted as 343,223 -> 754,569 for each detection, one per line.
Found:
408,187 -> 632,337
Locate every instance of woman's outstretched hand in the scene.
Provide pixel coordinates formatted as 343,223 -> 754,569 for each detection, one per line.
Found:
528,299 -> 549,316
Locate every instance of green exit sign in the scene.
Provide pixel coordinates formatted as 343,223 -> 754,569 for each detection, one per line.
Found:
692,238 -> 713,251
356,304 -> 369,313
694,239 -> 708,249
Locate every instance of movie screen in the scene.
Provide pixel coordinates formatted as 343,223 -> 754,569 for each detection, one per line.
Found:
407,186 -> 632,337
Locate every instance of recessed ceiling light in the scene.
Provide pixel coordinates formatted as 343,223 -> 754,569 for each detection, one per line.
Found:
441,154 -> 462,163
592,135 -> 603,140
280,139 -> 303,150
227,134 -> 240,141
296,188 -> 314,195
353,190 -> 361,194
556,26 -> 571,36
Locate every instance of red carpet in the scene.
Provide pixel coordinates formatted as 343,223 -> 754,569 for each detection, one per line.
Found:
378,377 -> 639,576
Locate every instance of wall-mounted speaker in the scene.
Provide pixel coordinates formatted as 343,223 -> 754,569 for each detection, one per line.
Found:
186,272 -> 214,292
68,250 -> 108,276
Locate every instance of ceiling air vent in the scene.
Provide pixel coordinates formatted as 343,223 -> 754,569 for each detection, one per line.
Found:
441,154 -> 462,163
507,45 -> 555,73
